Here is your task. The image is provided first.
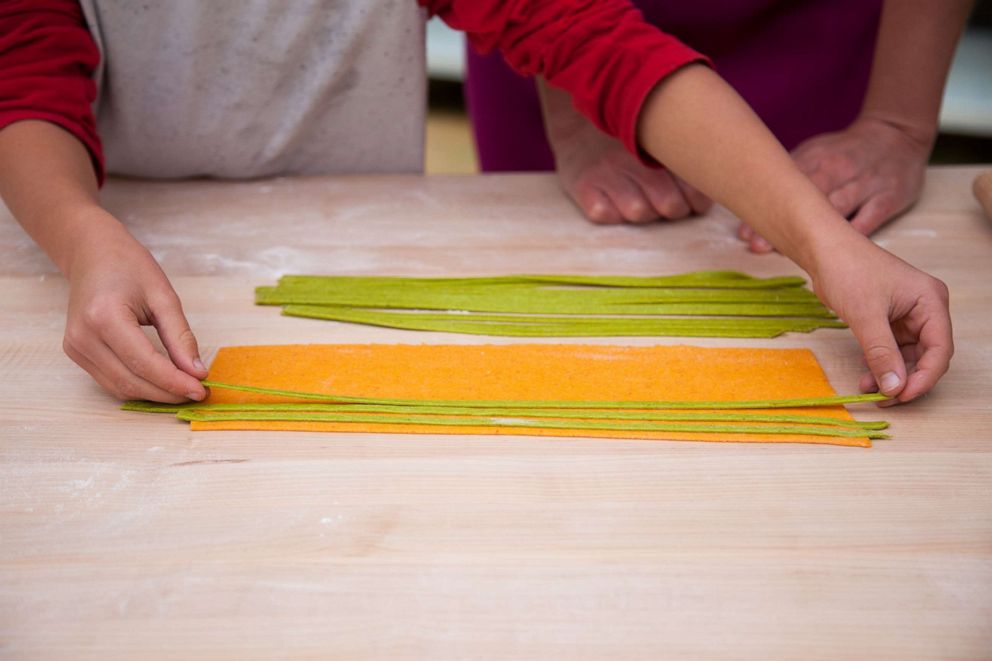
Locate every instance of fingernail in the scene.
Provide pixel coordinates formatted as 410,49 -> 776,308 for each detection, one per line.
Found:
193,358 -> 206,372
879,372 -> 901,394
187,389 -> 204,401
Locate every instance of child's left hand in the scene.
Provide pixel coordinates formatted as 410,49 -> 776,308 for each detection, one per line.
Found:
738,116 -> 932,252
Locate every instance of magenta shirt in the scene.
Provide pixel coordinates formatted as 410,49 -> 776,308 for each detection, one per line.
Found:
465,0 -> 883,171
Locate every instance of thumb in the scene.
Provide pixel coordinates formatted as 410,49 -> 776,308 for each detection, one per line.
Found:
849,311 -> 906,398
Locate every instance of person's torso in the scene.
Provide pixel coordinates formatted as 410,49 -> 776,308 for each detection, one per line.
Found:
638,0 -> 884,149
80,0 -> 426,179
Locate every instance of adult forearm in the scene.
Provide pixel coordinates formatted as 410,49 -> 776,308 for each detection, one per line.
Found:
860,0 -> 974,143
0,120 -> 108,276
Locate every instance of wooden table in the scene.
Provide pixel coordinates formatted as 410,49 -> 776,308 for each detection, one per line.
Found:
2,167 -> 990,659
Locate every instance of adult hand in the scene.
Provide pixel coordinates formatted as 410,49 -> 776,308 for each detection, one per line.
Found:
63,211 -> 208,402
739,116 -> 932,252
539,79 -> 711,224
553,124 -> 712,224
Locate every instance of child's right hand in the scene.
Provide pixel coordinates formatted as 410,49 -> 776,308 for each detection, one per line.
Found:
808,234 -> 953,404
62,212 -> 208,403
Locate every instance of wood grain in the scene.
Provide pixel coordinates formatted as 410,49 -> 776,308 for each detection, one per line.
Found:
1,167 -> 990,659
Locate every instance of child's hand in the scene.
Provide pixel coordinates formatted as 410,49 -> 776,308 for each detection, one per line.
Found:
62,214 -> 208,403
738,116 -> 931,252
539,80 -> 710,224
809,236 -> 952,403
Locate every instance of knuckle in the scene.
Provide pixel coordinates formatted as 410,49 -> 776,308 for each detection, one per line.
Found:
178,327 -> 198,349
63,324 -> 86,350
828,189 -> 851,208
932,278 -> 950,303
171,375 -> 193,396
863,343 -> 894,365
585,204 -> 617,224
62,336 -> 83,364
81,298 -> 117,329
621,199 -> 653,222
113,379 -> 140,400
149,287 -> 181,311
124,354 -> 149,377
820,155 -> 857,182
823,152 -> 850,169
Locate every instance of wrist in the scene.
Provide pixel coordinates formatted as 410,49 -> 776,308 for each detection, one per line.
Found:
856,111 -> 937,151
801,221 -> 881,286
56,205 -> 131,279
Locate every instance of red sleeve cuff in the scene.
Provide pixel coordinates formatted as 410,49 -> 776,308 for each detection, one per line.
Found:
422,0 -> 713,167
0,113 -> 105,185
0,0 -> 105,185
618,51 -> 712,168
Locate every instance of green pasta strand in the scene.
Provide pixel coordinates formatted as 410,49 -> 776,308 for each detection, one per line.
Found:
270,271 -> 809,290
495,273 -> 808,289
256,272 -> 845,338
175,409 -> 888,440
257,283 -> 823,311
281,305 -> 846,337
121,400 -> 887,430
195,379 -> 888,410
259,294 -> 833,318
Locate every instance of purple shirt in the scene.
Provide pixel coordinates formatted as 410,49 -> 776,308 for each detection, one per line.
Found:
465,0 -> 883,171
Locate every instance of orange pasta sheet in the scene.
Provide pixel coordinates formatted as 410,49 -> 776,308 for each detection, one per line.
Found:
194,344 -> 871,447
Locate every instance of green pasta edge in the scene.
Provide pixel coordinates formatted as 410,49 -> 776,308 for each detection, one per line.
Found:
181,379 -> 888,410
171,409 -> 889,440
121,399 -> 887,430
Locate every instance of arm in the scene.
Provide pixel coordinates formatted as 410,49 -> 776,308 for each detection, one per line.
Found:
0,2 -> 207,402
426,0 -> 953,401
643,66 -> 953,402
860,0 -> 973,147
741,0 -> 975,249
423,0 -> 708,161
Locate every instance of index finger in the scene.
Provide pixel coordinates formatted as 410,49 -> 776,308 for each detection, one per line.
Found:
896,304 -> 954,402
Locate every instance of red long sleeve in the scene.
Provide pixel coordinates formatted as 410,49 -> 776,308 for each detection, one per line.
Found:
422,0 -> 710,163
0,0 -> 103,182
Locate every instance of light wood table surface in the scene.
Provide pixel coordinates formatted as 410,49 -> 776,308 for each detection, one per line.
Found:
2,167 -> 990,659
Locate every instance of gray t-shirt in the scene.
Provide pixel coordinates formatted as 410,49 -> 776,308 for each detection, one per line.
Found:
79,0 -> 427,179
